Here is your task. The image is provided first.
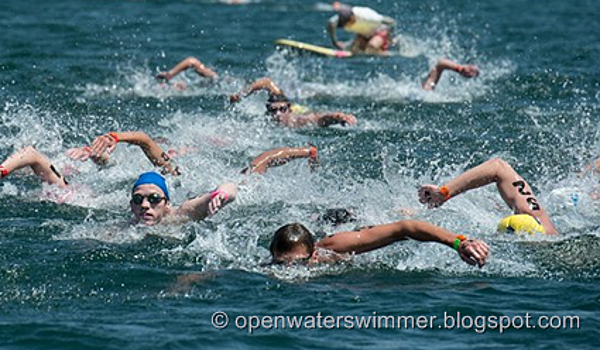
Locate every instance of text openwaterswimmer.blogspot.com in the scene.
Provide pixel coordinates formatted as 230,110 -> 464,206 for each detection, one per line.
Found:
211,311 -> 580,334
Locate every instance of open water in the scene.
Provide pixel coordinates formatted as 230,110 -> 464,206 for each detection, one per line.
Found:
0,0 -> 599,349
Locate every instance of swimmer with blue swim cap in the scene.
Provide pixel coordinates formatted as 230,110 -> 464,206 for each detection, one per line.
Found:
418,158 -> 559,235
130,171 -> 237,226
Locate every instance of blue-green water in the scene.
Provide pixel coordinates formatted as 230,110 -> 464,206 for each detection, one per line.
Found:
1,0 -> 599,348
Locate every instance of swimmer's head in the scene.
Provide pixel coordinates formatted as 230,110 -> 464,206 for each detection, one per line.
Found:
130,172 -> 172,226
337,7 -> 354,27
270,223 -> 315,264
266,94 -> 292,118
497,214 -> 545,235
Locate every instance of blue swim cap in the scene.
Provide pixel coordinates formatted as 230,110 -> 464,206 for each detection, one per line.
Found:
132,172 -> 170,201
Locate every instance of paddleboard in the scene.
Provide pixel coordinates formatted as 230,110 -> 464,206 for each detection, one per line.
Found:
275,39 -> 353,58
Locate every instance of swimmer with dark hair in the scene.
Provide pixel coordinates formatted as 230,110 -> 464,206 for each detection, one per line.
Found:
418,158 -> 558,235
269,220 -> 489,267
230,77 -> 357,128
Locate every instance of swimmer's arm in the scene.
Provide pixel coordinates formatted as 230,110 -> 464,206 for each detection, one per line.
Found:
242,145 -> 318,174
0,146 -> 67,187
90,131 -> 180,176
327,16 -> 345,50
422,58 -> 480,91
176,182 -> 238,220
419,158 -> 506,208
316,220 -> 489,267
156,56 -> 218,82
230,77 -> 284,103
310,112 -> 358,127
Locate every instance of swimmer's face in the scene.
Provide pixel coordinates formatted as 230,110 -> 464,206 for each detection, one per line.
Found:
130,184 -> 171,226
271,244 -> 312,265
266,102 -> 291,119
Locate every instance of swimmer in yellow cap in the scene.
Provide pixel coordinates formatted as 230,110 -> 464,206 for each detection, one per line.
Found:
230,77 -> 357,128
418,158 -> 558,235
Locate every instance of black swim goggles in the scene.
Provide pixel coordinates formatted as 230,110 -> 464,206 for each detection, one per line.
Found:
131,193 -> 166,205
266,104 -> 291,114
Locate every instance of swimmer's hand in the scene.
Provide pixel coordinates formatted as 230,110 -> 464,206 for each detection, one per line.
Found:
418,185 -> 447,208
156,72 -> 171,82
90,134 -> 118,159
229,93 -> 241,104
66,147 -> 91,162
457,65 -> 480,78
208,190 -> 228,216
458,239 -> 489,268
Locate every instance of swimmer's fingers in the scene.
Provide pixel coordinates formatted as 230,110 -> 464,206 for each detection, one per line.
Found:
459,240 -> 489,268
418,185 -> 442,208
90,135 -> 116,157
208,196 -> 223,216
66,147 -> 90,162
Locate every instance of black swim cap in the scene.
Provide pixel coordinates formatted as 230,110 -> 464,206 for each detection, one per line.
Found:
267,94 -> 290,104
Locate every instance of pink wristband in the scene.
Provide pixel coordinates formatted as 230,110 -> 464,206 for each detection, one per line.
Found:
210,189 -> 229,202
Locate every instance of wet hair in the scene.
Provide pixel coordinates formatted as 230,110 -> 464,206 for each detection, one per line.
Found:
267,93 -> 290,104
270,223 -> 315,259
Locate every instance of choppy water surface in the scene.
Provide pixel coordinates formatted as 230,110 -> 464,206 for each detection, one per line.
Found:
1,0 -> 599,348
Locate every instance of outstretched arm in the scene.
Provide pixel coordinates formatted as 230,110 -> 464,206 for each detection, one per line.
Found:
242,145 -> 319,174
327,16 -> 346,50
230,77 -> 284,104
422,58 -> 479,91
0,146 -> 68,187
285,112 -> 357,128
176,182 -> 238,221
156,56 -> 218,82
316,220 -> 489,267
418,158 -> 558,234
90,131 -> 180,176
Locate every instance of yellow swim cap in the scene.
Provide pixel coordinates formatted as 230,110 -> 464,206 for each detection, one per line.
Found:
291,103 -> 310,114
497,214 -> 545,235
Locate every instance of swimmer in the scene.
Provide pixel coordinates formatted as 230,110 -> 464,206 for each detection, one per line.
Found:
230,77 -> 357,128
269,221 -> 489,267
422,58 -> 480,91
327,2 -> 396,55
418,158 -> 558,235
130,171 -> 236,226
0,145 -> 236,224
155,56 -> 218,89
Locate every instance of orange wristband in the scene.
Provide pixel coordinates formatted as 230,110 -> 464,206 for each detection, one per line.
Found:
453,235 -> 467,251
308,145 -> 318,160
108,132 -> 119,143
439,186 -> 451,201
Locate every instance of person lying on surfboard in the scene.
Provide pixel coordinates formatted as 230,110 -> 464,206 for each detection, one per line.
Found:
155,56 -> 218,89
327,2 -> 396,56
422,58 -> 480,91
229,77 -> 358,128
